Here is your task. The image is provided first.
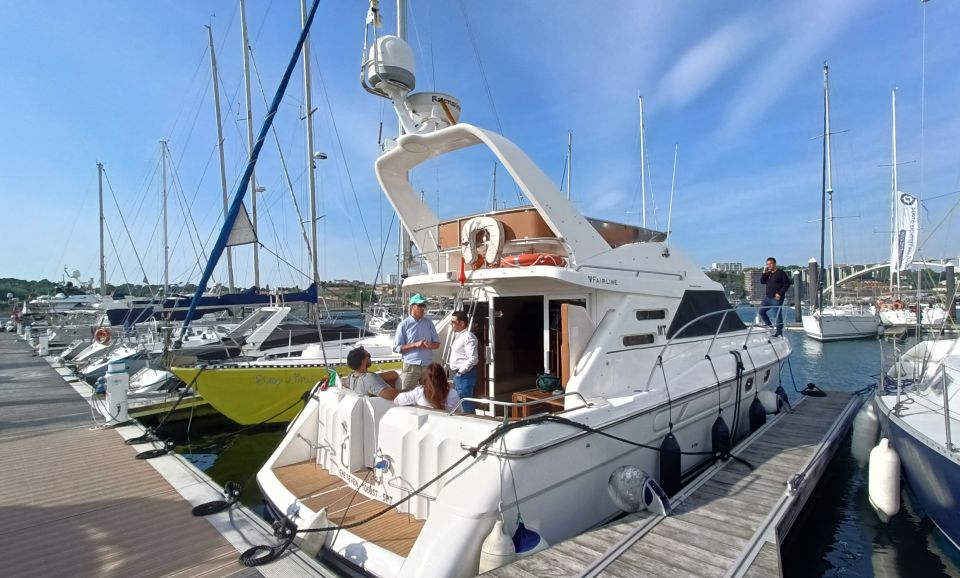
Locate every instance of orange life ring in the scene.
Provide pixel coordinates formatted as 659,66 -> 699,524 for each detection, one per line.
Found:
500,253 -> 567,267
94,328 -> 112,345
892,300 -> 904,310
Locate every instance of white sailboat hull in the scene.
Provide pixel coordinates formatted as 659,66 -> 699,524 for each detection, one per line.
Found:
802,309 -> 882,341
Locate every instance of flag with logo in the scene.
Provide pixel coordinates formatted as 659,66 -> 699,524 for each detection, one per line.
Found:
894,191 -> 919,271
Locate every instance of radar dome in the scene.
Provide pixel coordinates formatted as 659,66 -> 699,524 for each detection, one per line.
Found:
366,35 -> 415,97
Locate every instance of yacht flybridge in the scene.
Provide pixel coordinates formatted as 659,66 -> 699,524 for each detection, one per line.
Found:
256,18 -> 792,578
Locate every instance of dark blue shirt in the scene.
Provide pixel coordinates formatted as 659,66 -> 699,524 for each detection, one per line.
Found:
761,269 -> 791,300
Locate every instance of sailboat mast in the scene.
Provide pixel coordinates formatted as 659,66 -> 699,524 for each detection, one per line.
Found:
207,24 -> 235,292
890,89 -> 899,293
240,0 -> 260,289
397,0 -> 412,284
824,67 -> 837,309
161,140 -> 169,296
639,94 -> 646,229
301,0 -> 320,297
98,162 -> 106,297
817,65 -> 829,311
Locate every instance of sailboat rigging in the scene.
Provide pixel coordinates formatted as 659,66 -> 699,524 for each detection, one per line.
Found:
803,64 -> 882,342
181,0 -> 322,330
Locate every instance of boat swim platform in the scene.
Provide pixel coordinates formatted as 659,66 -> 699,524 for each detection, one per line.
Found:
485,390 -> 864,578
0,333 -> 333,578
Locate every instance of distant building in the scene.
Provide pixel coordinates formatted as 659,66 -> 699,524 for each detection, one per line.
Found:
743,269 -> 764,300
711,262 -> 743,273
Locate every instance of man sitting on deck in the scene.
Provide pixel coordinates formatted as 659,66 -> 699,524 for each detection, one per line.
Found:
343,346 -> 399,400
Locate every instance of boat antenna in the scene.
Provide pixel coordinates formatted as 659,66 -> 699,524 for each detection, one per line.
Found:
639,94 -> 647,228
665,144 -> 678,249
566,130 -> 573,201
181,0 -> 323,331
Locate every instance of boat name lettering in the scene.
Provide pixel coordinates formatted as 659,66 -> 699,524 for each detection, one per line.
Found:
253,372 -> 315,386
587,275 -> 619,286
336,466 -> 393,504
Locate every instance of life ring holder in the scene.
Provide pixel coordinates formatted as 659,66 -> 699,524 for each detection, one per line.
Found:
94,327 -> 112,345
500,253 -> 567,268
461,216 -> 504,269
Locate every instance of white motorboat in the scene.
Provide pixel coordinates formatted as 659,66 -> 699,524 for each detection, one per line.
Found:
804,65 -> 883,342
255,27 -> 793,578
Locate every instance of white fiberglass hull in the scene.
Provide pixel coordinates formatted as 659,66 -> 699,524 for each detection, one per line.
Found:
803,309 -> 882,342
258,335 -> 790,578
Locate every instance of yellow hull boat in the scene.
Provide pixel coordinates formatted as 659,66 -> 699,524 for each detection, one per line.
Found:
171,360 -> 401,425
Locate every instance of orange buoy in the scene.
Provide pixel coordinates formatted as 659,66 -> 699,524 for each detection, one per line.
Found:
892,300 -> 904,310
500,253 -> 567,268
94,327 -> 112,345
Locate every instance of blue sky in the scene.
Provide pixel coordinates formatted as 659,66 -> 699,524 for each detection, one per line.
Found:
2,1 -> 959,290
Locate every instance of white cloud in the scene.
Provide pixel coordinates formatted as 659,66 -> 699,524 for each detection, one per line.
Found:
657,14 -> 767,109
715,0 -> 874,141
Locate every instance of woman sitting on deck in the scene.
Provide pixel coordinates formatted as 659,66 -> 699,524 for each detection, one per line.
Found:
394,362 -> 461,411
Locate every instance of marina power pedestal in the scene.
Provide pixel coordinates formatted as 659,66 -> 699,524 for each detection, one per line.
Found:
102,361 -> 130,425
38,334 -> 49,356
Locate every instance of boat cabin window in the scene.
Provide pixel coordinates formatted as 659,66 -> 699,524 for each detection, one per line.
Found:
635,309 -> 667,321
666,290 -> 744,339
622,334 -> 655,347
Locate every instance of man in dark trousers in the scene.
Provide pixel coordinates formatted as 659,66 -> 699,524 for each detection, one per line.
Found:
759,257 -> 791,337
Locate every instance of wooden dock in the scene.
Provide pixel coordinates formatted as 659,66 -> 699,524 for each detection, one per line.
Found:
485,391 -> 863,578
0,333 -> 330,578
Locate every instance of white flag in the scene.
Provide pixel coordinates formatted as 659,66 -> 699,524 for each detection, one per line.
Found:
895,191 -> 919,271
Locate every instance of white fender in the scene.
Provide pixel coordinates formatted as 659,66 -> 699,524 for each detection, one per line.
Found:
461,216 -> 504,268
296,507 -> 331,557
757,390 -> 782,414
851,401 -> 880,468
478,519 -> 516,573
868,438 -> 900,522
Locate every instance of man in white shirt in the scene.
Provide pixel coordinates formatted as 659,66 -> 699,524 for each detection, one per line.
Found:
448,310 -> 479,413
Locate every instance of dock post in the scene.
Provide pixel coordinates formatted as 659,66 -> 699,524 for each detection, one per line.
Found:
807,258 -> 819,306
946,262 -> 956,321
793,271 -> 802,321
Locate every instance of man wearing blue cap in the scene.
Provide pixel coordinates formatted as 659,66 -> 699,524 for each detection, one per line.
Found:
394,293 -> 440,390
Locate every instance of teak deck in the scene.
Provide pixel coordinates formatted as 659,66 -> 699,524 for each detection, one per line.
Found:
275,461 -> 426,557
485,392 -> 861,578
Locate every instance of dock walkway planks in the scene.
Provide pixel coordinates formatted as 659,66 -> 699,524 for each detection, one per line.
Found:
485,391 -> 862,578
0,333 -> 289,577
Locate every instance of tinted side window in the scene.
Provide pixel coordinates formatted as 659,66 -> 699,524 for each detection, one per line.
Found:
666,291 -> 744,339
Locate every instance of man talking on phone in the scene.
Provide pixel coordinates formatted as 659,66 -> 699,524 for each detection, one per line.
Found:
759,257 -> 790,337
